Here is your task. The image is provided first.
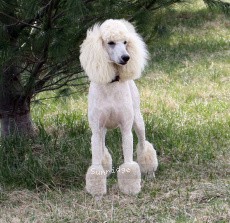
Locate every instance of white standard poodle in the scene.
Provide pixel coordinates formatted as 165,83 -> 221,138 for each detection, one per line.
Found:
80,19 -> 158,198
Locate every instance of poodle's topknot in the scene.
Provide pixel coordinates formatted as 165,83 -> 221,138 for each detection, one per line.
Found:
100,19 -> 129,42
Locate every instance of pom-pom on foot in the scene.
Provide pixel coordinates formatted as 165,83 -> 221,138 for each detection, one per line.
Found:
117,162 -> 141,195
102,147 -> 112,177
137,141 -> 158,179
86,165 -> 107,198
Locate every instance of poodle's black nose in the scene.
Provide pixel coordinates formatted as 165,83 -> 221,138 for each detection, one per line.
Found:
121,55 -> 130,62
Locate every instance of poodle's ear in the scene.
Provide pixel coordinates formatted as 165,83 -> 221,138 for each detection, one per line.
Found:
80,24 -> 115,84
118,20 -> 149,81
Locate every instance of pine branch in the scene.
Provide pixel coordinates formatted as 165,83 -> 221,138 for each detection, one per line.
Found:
32,87 -> 88,102
35,77 -> 88,93
34,57 -> 81,92
0,11 -> 41,29
203,0 -> 230,15
23,1 -> 56,98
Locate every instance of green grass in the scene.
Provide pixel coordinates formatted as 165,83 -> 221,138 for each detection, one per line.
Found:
1,0 -> 230,222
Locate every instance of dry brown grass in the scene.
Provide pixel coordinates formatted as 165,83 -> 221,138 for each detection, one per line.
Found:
0,153 -> 229,223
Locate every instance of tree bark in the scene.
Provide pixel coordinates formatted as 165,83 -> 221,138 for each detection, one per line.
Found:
1,112 -> 34,137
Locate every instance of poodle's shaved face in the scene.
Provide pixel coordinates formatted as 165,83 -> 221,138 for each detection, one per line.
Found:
105,40 -> 130,65
100,19 -> 130,66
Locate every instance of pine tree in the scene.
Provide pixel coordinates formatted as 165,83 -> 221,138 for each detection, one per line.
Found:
0,0 -> 184,136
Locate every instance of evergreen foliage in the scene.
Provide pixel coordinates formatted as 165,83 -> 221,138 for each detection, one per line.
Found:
204,0 -> 230,15
0,0 -> 184,98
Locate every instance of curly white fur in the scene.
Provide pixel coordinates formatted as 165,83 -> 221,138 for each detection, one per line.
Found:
80,19 -> 148,83
80,19 -> 158,197
137,141 -> 158,178
117,162 -> 141,195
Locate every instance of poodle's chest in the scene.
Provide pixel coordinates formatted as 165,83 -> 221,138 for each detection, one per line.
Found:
89,82 -> 133,104
88,83 -> 134,129
99,103 -> 134,129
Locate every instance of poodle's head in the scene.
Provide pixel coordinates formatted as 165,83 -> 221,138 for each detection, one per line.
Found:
80,19 -> 149,84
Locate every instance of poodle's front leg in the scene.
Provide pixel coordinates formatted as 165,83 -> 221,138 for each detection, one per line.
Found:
86,129 -> 107,198
117,127 -> 141,195
101,129 -> 112,176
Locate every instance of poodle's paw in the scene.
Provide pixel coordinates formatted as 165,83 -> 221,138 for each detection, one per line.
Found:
86,165 -> 107,197
137,141 -> 158,178
102,147 -> 112,177
117,162 -> 141,195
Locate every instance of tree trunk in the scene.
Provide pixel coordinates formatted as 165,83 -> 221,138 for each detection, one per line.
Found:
0,65 -> 35,137
0,3 -> 36,137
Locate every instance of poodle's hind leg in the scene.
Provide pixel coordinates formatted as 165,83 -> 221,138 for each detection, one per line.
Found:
101,129 -> 112,177
117,126 -> 141,195
134,111 -> 158,178
86,129 -> 107,198
137,141 -> 158,178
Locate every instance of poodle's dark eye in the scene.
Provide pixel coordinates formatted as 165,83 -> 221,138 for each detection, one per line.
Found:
108,41 -> 115,45
124,41 -> 127,44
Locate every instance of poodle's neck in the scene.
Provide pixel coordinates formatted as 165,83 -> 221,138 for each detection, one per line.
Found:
111,63 -> 137,83
110,64 -> 121,83
110,75 -> 120,83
